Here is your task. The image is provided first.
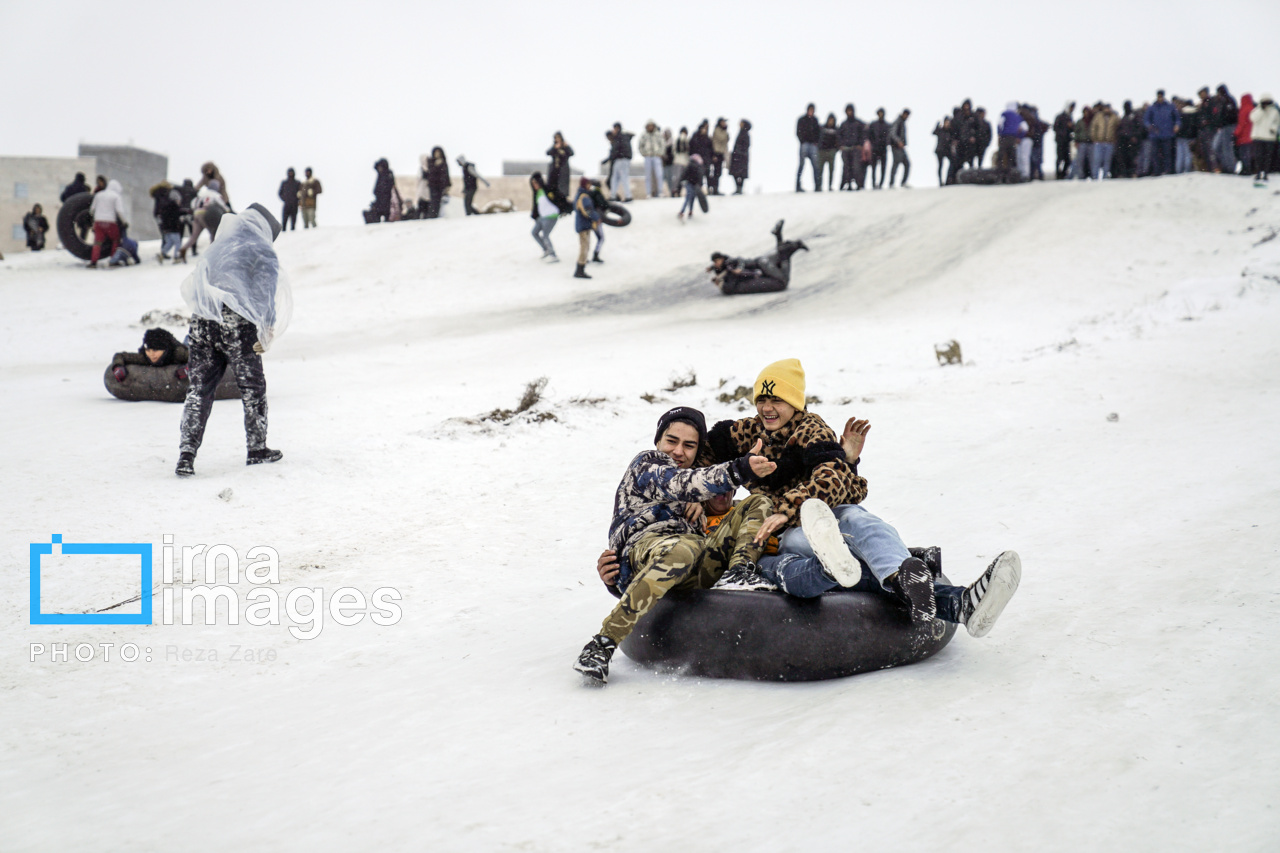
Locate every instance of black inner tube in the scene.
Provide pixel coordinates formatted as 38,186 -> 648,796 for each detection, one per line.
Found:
56,192 -> 96,260
601,202 -> 631,228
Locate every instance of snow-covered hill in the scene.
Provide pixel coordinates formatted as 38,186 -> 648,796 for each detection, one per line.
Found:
2,175 -> 1278,851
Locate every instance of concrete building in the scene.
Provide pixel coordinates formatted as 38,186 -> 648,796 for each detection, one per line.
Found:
0,144 -> 167,256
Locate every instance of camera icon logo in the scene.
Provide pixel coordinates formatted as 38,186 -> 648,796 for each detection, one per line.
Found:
30,535 -> 153,625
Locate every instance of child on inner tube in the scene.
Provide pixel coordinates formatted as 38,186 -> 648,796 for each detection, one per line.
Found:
110,328 -> 189,381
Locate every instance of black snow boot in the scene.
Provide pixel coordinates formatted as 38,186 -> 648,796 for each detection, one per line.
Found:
574,263 -> 592,279
591,252 -> 603,263
890,557 -> 936,623
771,219 -> 785,242
175,452 -> 195,477
247,448 -> 283,465
574,634 -> 617,685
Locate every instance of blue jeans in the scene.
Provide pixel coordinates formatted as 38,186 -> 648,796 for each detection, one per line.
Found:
796,142 -> 819,189
757,506 -> 966,622
1212,128 -> 1237,173
161,232 -> 182,257
1070,143 -> 1091,179
1175,138 -> 1192,174
610,159 -> 632,200
679,181 -> 698,215
1091,142 -> 1114,179
644,156 -> 663,197
532,216 -> 557,254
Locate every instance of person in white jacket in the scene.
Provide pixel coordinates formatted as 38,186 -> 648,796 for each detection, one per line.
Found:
1251,93 -> 1280,183
87,179 -> 127,268
637,120 -> 665,198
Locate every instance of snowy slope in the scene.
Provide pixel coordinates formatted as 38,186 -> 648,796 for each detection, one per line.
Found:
2,175 -> 1279,852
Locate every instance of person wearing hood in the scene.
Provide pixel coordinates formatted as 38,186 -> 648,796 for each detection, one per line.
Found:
87,179 -> 127,268
278,168 -> 301,231
688,121 -> 714,189
671,127 -> 690,197
933,117 -> 953,186
1090,104 -> 1119,180
838,104 -> 867,190
996,102 -> 1024,174
709,118 -> 730,195
364,159 -> 394,223
1209,85 -> 1239,174
416,148 -> 451,219
547,132 -> 574,199
708,219 -> 808,295
795,103 -> 820,191
729,119 -> 751,194
176,180 -> 228,261
1251,94 -> 1280,184
176,203 -> 291,477
1235,94 -> 1255,176
60,172 -> 89,203
607,123 -> 635,202
111,328 -> 189,381
22,204 -> 49,251
637,120 -> 665,199
868,109 -> 891,188
816,113 -> 840,191
889,109 -> 911,188
195,162 -> 231,210
150,182 -> 185,261
678,154 -> 706,222
973,107 -> 993,168
456,154 -> 489,216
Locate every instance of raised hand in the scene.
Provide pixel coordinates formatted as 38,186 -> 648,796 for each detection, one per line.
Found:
842,416 -> 871,462
748,438 -> 777,478
597,549 -> 620,586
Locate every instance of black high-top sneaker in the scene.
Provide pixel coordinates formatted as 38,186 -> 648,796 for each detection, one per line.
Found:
247,448 -> 284,465
891,557 -> 936,623
959,551 -> 1021,638
175,452 -> 195,477
573,634 -> 617,685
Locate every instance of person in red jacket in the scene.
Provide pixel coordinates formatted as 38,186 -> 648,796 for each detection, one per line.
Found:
1236,94 -> 1255,176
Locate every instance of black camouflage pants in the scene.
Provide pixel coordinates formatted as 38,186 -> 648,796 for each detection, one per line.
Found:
180,307 -> 268,455
600,495 -> 771,643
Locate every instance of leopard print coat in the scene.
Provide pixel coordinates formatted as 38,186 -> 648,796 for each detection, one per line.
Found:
702,411 -> 867,529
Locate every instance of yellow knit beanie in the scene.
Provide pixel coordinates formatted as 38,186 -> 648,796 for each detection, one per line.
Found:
753,358 -> 806,411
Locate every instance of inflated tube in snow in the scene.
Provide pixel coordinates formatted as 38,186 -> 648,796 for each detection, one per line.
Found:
601,202 -> 631,227
56,192 -> 97,260
620,566 -> 957,682
103,364 -> 239,403
955,168 -> 1024,186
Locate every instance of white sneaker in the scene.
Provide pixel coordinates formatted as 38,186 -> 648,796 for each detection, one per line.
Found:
799,499 -> 860,587
961,551 -> 1021,638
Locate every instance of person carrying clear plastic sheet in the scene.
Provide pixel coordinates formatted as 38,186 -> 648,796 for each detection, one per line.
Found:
707,219 -> 807,295
175,203 -> 292,477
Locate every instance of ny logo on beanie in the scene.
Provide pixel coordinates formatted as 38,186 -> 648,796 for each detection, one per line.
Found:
761,380 -> 776,396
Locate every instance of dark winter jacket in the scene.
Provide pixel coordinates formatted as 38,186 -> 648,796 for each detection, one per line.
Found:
702,411 -> 866,530
1177,107 -> 1200,140
609,131 -> 635,161
608,449 -> 759,588
1144,101 -> 1180,139
838,115 -> 866,147
868,119 -> 890,151
1053,111 -> 1074,145
426,157 -> 451,195
61,176 -> 89,202
730,126 -> 751,179
372,169 -> 396,210
819,123 -> 840,151
796,113 -> 820,144
689,129 -> 714,165
1208,93 -> 1238,130
573,187 -> 600,233
933,122 -> 952,155
975,117 -> 993,149
111,329 -> 188,368
278,177 -> 301,208
153,188 -> 185,233
682,157 -> 706,187
23,213 -> 48,248
547,144 -> 573,180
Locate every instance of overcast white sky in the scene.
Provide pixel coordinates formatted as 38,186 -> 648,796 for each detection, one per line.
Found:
3,0 -> 1276,222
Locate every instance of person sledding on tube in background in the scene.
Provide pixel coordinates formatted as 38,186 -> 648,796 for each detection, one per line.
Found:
111,328 -> 189,382
596,359 -> 1022,640
175,203 -> 293,478
708,218 -> 808,295
573,407 -> 778,685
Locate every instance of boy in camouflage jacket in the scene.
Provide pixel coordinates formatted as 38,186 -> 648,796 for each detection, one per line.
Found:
574,406 -> 776,684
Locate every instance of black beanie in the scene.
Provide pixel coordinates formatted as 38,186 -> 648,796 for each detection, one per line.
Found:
654,406 -> 707,446
247,203 -> 282,241
143,328 -> 175,350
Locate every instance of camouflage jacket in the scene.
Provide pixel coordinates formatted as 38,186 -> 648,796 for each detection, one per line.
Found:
608,449 -> 756,586
703,411 -> 866,529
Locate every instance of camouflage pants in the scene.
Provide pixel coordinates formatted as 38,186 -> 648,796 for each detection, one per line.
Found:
600,494 -> 771,643
180,306 -> 268,455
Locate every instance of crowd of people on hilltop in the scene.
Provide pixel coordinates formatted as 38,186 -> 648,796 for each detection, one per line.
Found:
598,118 -> 753,200
794,103 -> 910,191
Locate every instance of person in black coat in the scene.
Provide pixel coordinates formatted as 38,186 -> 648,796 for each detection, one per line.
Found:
23,204 -> 49,251
689,121 -> 714,189
796,103 -> 820,191
547,132 -> 574,198
371,159 -> 396,222
729,120 -> 751,194
837,104 -> 867,190
933,117 -> 953,186
425,148 -> 451,219
278,168 -> 301,231
61,172 -> 89,202
974,107 -> 993,168
868,108 -> 890,188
